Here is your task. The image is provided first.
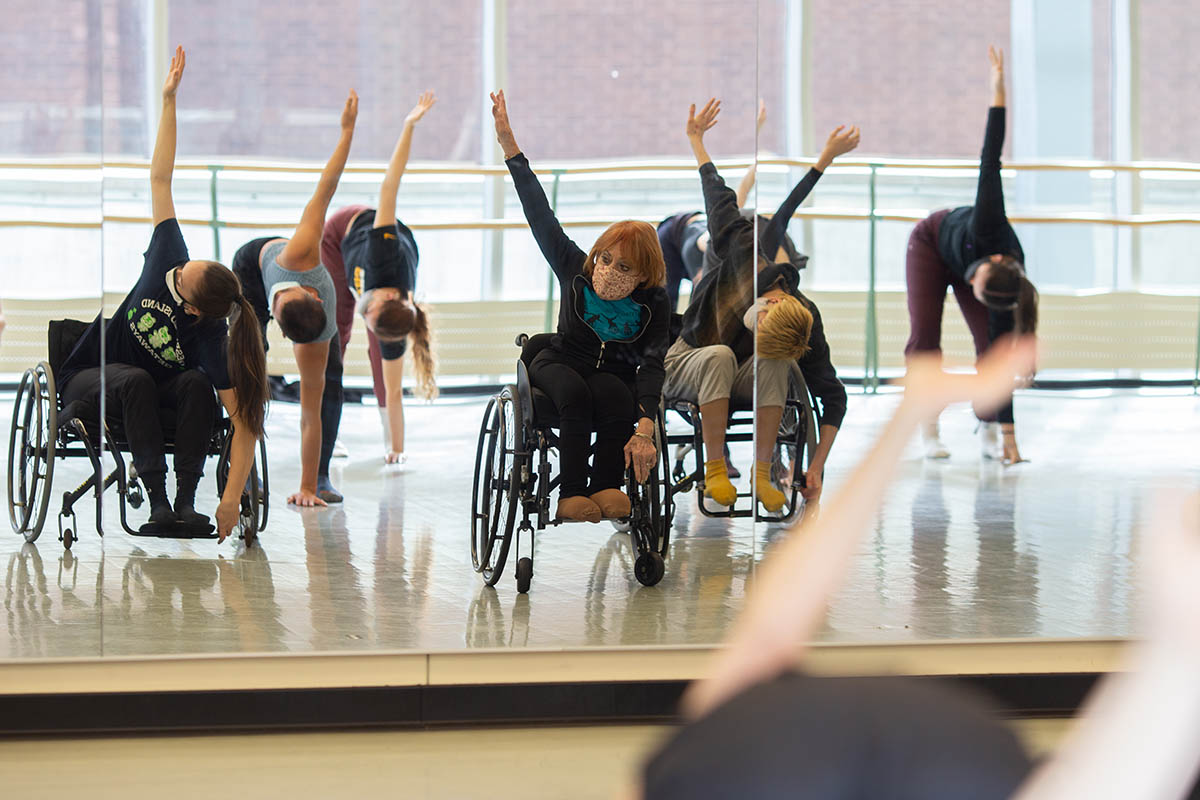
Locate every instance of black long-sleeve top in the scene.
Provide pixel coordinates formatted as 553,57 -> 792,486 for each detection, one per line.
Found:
678,162 -> 847,429
936,107 -> 1026,425
507,152 -> 671,420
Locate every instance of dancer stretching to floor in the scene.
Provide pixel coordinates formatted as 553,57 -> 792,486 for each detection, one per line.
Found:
905,46 -> 1038,464
322,91 -> 439,466
232,90 -> 358,506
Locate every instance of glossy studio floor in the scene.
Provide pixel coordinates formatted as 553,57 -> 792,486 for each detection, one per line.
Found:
3,386 -> 1195,660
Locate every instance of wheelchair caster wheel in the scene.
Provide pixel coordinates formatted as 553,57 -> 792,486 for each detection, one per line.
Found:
62,529 -> 73,550
515,557 -> 533,594
634,552 -> 665,587
127,486 -> 144,509
611,519 -> 632,533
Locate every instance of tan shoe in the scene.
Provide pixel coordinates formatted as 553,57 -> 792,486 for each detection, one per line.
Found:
589,488 -> 631,520
556,495 -> 602,523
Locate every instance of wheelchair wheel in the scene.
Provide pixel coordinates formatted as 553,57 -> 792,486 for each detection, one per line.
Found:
470,388 -> 524,586
256,437 -> 269,532
775,392 -> 820,516
7,363 -> 57,541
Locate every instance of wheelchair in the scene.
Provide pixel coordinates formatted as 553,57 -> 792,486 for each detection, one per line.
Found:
470,333 -> 674,593
665,364 -> 821,524
6,319 -> 269,550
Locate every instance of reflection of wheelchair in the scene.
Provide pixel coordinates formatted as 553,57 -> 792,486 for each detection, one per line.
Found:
471,333 -> 674,594
6,320 -> 268,550
665,365 -> 820,523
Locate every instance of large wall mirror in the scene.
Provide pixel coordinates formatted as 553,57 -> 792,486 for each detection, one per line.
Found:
2,0 -> 762,660
752,0 -> 1198,644
6,0 -> 1198,673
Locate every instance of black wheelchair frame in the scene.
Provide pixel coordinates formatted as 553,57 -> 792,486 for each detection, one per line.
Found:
6,320 -> 268,550
664,368 -> 820,524
471,334 -> 674,593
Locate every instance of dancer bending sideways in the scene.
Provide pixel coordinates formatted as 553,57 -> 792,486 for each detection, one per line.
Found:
664,98 -> 854,513
59,46 -> 268,541
491,89 -> 671,523
905,46 -> 1038,464
232,90 -> 358,506
322,91 -> 439,466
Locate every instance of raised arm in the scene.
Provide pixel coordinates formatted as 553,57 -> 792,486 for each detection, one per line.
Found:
376,91 -> 436,230
972,46 -> 1010,239
681,337 -> 1037,720
734,99 -> 768,208
150,46 -> 186,227
760,124 -> 860,258
686,99 -> 751,268
279,90 -> 358,271
491,90 -> 585,278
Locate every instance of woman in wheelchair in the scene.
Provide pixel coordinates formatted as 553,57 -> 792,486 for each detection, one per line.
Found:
57,47 -> 268,542
231,89 -> 358,506
490,90 -> 671,524
322,91 -> 439,466
665,99 -> 855,512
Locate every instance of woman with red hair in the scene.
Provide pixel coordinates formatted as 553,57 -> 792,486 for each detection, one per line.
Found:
491,90 -> 671,523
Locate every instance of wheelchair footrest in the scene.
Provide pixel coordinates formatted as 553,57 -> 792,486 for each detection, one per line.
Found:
133,521 -> 218,539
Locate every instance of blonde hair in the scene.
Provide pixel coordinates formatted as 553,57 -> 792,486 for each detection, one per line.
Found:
757,296 -> 813,360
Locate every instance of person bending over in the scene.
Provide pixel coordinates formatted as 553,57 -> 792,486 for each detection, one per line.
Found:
905,46 -> 1037,464
322,92 -> 439,466
665,98 -> 855,513
59,46 -> 268,541
232,90 -> 358,506
491,89 -> 670,523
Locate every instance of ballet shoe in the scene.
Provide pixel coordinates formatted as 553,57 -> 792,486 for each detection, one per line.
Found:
589,488 -> 631,520
704,459 -> 738,507
755,460 -> 787,513
557,495 -> 602,523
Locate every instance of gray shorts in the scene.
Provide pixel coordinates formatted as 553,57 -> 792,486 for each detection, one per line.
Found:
663,339 -> 792,408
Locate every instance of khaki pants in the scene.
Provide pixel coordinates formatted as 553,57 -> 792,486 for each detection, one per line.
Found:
663,339 -> 791,408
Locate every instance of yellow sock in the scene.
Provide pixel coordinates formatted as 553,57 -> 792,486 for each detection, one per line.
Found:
755,460 -> 786,512
703,458 -> 737,507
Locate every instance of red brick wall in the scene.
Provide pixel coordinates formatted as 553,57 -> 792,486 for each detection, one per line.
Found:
1139,0 -> 1200,160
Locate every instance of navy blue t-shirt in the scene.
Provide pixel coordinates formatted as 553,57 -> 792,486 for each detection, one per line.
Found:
61,219 -> 232,390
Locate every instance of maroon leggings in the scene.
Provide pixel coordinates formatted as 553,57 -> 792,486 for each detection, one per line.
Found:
904,210 -> 999,423
322,206 -> 390,407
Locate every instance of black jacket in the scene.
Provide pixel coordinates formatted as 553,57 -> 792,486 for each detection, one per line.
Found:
678,162 -> 848,429
507,152 -> 671,419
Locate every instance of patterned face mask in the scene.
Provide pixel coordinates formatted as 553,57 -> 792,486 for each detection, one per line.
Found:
592,261 -> 640,300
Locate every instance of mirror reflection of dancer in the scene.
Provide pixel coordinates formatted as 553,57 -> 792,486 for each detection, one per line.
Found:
637,338 -> 1200,800
665,99 -> 855,512
58,47 -> 268,541
906,47 -> 1038,464
322,93 -> 439,466
232,91 -> 358,506
491,90 -> 670,523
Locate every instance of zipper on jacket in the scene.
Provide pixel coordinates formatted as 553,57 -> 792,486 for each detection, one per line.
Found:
596,341 -> 606,368
572,275 -> 653,368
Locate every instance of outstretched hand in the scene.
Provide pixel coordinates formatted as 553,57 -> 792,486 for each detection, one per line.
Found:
687,98 -> 721,140
821,124 -> 861,159
989,45 -> 1006,104
490,90 -> 520,159
162,45 -> 185,100
756,98 -> 767,132
341,89 -> 359,132
901,335 -> 1037,419
405,91 -> 437,126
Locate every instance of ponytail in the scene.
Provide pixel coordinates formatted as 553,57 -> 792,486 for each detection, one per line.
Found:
227,294 -> 269,439
192,261 -> 269,439
410,302 -> 438,401
1016,277 -> 1038,336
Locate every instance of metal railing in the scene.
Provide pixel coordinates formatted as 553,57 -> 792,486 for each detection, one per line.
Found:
4,155 -> 1200,390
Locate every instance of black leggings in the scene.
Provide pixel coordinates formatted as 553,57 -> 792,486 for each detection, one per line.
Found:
318,336 -> 344,478
528,349 -> 635,498
61,365 -> 217,482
